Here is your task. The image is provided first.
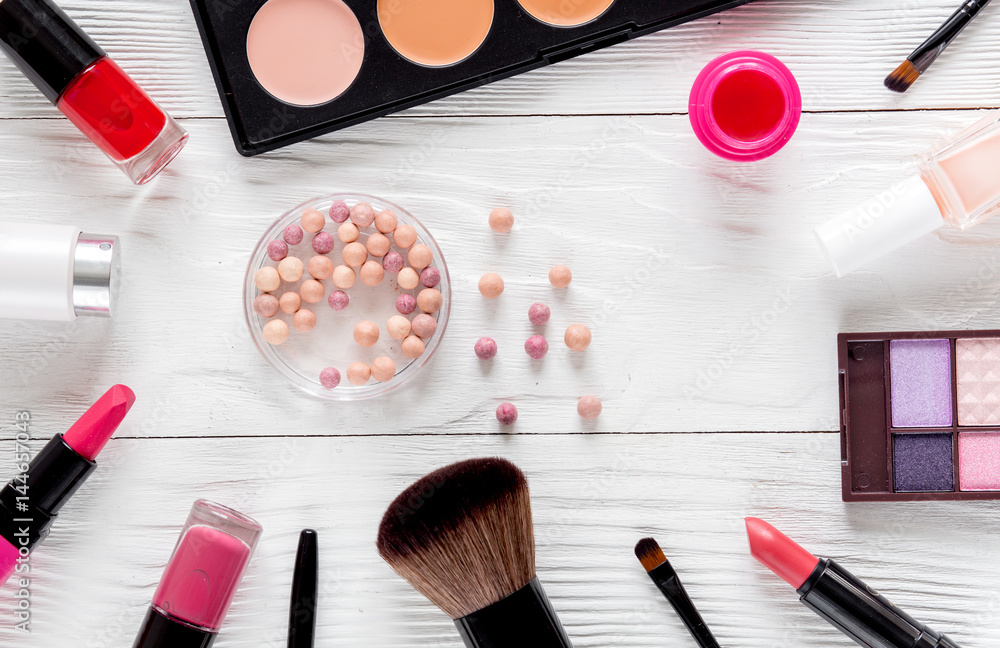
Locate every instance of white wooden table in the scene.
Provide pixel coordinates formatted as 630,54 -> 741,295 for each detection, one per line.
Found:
1,1 -> 999,646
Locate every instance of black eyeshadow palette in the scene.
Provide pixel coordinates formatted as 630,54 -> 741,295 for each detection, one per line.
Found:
840,330 -> 1000,502
188,0 -> 753,155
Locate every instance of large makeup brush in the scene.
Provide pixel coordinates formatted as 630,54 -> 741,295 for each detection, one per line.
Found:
376,457 -> 573,648
884,0 -> 991,93
635,538 -> 721,648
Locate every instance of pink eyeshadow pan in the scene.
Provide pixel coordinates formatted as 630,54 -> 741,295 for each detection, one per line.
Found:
956,337 -> 1000,426
959,432 -> 1000,491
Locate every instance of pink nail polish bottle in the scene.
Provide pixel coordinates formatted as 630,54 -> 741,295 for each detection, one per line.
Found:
817,110 -> 1000,276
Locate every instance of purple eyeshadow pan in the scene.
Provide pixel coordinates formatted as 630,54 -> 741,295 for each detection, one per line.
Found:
893,433 -> 954,492
890,339 -> 953,428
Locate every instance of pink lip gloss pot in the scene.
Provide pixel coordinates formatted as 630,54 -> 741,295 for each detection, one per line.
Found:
689,51 -> 801,162
132,500 -> 262,648
0,0 -> 187,184
817,110 -> 1000,276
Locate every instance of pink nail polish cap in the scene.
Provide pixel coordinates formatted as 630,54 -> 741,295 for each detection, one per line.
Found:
132,500 -> 262,648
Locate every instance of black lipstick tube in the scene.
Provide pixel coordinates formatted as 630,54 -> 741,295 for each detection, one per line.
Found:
798,559 -> 962,648
454,578 -> 573,648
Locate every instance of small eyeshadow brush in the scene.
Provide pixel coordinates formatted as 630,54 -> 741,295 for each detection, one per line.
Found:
288,529 -> 319,648
635,538 -> 721,648
885,0 -> 991,92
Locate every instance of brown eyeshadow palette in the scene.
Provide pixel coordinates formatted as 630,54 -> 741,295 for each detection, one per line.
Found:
189,0 -> 752,155
840,330 -> 1000,502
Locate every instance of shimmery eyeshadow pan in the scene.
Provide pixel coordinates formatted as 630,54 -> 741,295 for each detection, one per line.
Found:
840,330 -> 1000,502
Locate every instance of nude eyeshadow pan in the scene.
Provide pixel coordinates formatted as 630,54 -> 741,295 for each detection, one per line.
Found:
839,331 -> 1000,502
188,0 -> 753,154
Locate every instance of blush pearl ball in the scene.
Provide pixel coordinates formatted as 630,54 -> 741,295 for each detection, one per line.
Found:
347,362 -> 370,386
328,290 -> 350,311
420,267 -> 440,288
382,251 -> 404,273
478,273 -> 504,299
338,222 -> 360,243
371,356 -> 396,382
293,308 -> 316,332
417,288 -> 443,314
549,265 -> 572,288
279,291 -> 301,314
267,240 -> 288,262
301,209 -> 325,233
300,279 -> 325,304
528,302 -> 551,325
366,233 -> 391,257
375,210 -> 398,233
320,367 -> 341,389
564,324 -> 592,351
398,267 -> 419,290
387,315 -> 412,340
312,232 -> 335,254
524,335 -> 549,359
263,319 -> 289,345
408,244 -> 433,270
496,403 -> 518,426
489,207 -> 514,233
278,257 -> 304,282
350,202 -> 376,228
396,294 -> 416,315
308,255 -> 334,280
402,335 -> 425,359
283,224 -> 304,245
475,337 -> 497,359
332,265 -> 356,289
254,294 -> 279,318
360,260 -> 384,286
342,242 -> 368,267
393,224 -> 417,248
254,267 -> 280,292
354,320 -> 379,347
411,314 -> 437,338
577,396 -> 602,420
329,201 -> 350,223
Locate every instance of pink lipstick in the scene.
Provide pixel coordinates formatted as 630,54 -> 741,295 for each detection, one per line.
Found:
0,384 -> 135,587
132,500 -> 262,648
746,517 -> 963,648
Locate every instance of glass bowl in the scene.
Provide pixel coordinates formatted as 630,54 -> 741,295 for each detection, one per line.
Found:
243,193 -> 450,400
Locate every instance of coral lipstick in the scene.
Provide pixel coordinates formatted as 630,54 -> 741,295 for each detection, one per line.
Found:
0,384 -> 135,587
746,517 -> 964,648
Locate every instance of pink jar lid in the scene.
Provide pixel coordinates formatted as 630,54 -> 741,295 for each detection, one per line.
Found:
689,51 -> 801,162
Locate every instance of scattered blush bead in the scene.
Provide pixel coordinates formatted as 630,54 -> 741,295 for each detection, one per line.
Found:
411,314 -> 437,339
549,265 -> 572,288
524,335 -> 549,359
478,272 -> 504,299
312,232 -> 335,254
347,361 -> 370,386
489,207 -> 514,233
338,222 -> 360,243
396,294 -> 416,315
278,257 -> 304,283
263,319 -> 289,345
393,224 -> 417,248
383,251 -> 404,273
293,308 -> 316,332
417,288 -> 443,314
308,255 -> 334,280
283,224 -> 304,245
408,244 -> 433,270
577,396 -> 602,420
342,242 -> 368,267
475,337 -> 497,359
402,335 -> 425,359
254,294 -> 279,318
398,267 -> 420,290
367,233 -> 391,257
528,302 -> 551,325
319,367 -> 341,389
329,201 -> 350,223
279,291 -> 301,314
300,279 -> 325,304
420,267 -> 440,288
328,290 -> 350,311
360,260 -> 385,286
375,210 -> 398,233
267,240 -> 288,262
371,356 -> 396,382
496,403 -> 518,426
565,324 -> 592,351
333,265 -> 356,289
354,320 -> 380,347
254,267 -> 280,292
350,202 -> 376,227
301,209 -> 325,234
387,315 -> 412,340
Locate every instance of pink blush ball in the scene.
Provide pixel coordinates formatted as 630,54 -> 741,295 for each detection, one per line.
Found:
350,202 -> 376,227
328,290 -> 350,311
420,267 -> 441,288
396,294 -> 417,315
267,240 -> 288,262
475,337 -> 497,359
577,396 -> 602,420
312,232 -> 335,254
383,251 -> 404,273
254,294 -> 279,317
320,367 -> 341,389
283,224 -> 304,245
411,314 -> 437,339
496,403 -> 518,426
329,201 -> 350,223
528,303 -> 550,325
524,335 -> 549,360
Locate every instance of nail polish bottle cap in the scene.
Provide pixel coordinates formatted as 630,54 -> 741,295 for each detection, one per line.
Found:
815,175 -> 944,277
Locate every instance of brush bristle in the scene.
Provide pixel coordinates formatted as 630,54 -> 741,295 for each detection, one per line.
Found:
377,457 -> 535,619
634,537 -> 667,572
884,60 -> 920,93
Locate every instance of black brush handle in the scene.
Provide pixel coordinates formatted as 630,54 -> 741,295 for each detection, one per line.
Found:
909,0 -> 991,72
455,578 -> 573,648
287,529 -> 318,648
648,561 -> 721,648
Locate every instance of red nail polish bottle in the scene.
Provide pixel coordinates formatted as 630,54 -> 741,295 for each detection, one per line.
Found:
0,0 -> 187,184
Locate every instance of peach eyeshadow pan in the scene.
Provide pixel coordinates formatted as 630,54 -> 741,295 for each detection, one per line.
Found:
378,0 -> 494,67
516,0 -> 616,27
